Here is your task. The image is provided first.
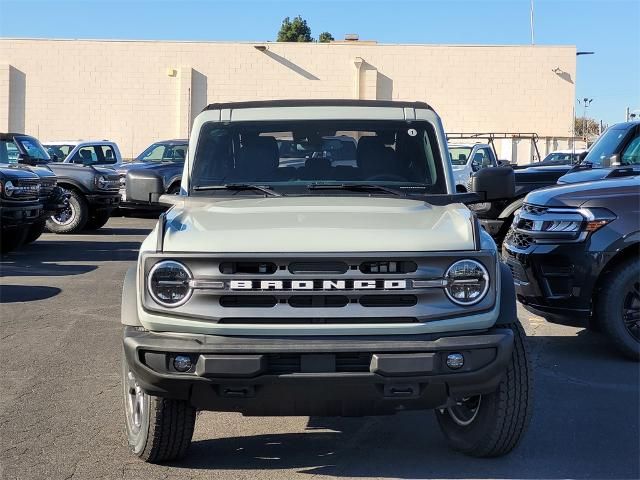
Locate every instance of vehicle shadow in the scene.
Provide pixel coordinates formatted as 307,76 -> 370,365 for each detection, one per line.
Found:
80,227 -> 155,236
169,331 -> 639,479
0,285 -> 61,303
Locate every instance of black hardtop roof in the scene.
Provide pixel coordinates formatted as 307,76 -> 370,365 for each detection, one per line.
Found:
0,132 -> 32,140
152,139 -> 188,144
204,99 -> 433,112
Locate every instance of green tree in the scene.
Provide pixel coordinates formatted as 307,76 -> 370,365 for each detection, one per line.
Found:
318,32 -> 335,43
574,116 -> 600,138
277,16 -> 313,42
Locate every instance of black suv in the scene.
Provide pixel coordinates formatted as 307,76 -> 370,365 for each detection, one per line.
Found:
0,166 -> 42,253
502,176 -> 640,360
558,121 -> 640,184
4,133 -> 121,233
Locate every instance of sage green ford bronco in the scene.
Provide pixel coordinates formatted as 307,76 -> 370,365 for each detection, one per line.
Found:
121,100 -> 532,463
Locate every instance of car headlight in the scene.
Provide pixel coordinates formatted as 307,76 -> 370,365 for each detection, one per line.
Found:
512,205 -> 616,243
148,260 -> 193,307
95,175 -> 108,189
444,259 -> 490,306
3,180 -> 15,197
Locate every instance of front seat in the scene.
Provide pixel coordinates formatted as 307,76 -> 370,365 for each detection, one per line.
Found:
356,136 -> 399,179
233,136 -> 280,181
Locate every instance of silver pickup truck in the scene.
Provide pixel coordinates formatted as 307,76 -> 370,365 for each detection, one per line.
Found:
121,100 -> 531,463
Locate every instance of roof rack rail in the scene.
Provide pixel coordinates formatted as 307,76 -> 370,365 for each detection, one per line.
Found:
204,99 -> 433,111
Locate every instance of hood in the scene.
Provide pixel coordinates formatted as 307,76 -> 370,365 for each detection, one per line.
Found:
162,196 -> 477,253
525,176 -> 640,208
47,162 -> 119,179
0,165 -> 41,181
558,167 -> 626,184
25,165 -> 56,179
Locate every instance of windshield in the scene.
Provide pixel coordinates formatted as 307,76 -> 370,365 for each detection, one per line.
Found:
449,147 -> 472,166
44,144 -> 74,161
582,127 -> 629,167
136,142 -> 187,162
540,152 -> 580,165
0,136 -> 50,164
191,120 -> 447,195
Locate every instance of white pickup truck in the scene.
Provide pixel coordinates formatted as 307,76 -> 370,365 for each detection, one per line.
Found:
448,143 -> 499,192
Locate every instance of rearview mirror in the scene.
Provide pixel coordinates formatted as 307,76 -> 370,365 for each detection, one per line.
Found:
470,166 -> 515,201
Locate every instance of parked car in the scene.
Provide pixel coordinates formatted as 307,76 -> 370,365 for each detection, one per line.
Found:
44,140 -> 123,168
448,143 -> 499,192
10,135 -> 120,233
530,149 -> 587,167
502,176 -> 639,360
558,121 -> 640,184
473,157 -> 587,244
121,99 -> 531,463
1,133 -> 69,243
0,165 -> 42,253
116,139 -> 187,209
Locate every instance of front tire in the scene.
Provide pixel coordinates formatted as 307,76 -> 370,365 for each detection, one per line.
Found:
435,321 -> 533,457
595,259 -> 640,361
46,190 -> 89,234
122,352 -> 196,463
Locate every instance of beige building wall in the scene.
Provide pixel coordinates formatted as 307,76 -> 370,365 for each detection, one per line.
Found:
0,38 -> 576,161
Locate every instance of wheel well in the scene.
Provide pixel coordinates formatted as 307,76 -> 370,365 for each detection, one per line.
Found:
167,181 -> 181,194
57,182 -> 83,195
592,243 -> 640,311
456,184 -> 467,193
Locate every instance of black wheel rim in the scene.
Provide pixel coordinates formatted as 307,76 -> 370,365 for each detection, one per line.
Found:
622,280 -> 640,341
447,395 -> 482,426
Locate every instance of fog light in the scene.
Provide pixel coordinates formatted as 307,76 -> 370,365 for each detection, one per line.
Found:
174,355 -> 192,372
446,353 -> 464,369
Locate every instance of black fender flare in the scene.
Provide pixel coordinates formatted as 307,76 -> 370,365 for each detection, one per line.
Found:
498,197 -> 525,219
57,179 -> 90,194
495,262 -> 517,325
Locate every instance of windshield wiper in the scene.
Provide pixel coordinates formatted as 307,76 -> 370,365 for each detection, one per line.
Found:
193,183 -> 283,197
307,183 -> 407,197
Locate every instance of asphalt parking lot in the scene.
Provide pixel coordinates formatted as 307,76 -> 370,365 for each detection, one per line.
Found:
1,216 -> 639,480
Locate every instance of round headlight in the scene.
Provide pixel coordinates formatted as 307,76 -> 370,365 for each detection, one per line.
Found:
148,260 -> 193,307
4,180 -> 15,197
444,259 -> 489,306
96,175 -> 108,189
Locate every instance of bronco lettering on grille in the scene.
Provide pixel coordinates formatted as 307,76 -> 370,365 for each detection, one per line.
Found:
229,280 -> 408,291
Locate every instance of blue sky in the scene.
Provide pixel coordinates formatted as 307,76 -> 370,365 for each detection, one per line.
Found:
1,0 -> 638,124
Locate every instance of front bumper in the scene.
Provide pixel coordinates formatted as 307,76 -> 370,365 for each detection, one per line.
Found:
86,191 -> 120,210
123,326 -> 514,416
0,200 -> 43,227
502,241 -> 608,326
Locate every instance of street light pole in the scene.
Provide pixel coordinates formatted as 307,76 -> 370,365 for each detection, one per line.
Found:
580,98 -> 593,143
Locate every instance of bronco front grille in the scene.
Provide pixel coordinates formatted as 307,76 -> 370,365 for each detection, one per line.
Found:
9,178 -> 40,200
142,252 -> 498,324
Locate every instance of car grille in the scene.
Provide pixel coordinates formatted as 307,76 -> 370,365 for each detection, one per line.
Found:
10,178 -> 41,200
506,260 -> 528,284
102,175 -> 121,191
505,229 -> 534,250
266,352 -> 373,374
143,253 -> 497,324
38,178 -> 57,199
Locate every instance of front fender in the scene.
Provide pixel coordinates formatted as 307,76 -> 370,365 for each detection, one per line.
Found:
498,197 -> 525,219
121,266 -> 142,326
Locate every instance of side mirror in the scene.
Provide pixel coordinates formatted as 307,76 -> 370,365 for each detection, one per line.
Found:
470,166 -> 515,201
17,153 -> 37,166
126,170 -> 165,204
497,159 -> 510,167
602,153 -> 620,167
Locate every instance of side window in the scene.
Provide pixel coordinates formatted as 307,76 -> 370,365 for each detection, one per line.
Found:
72,147 -> 98,164
6,141 -> 19,163
621,135 -> 640,165
481,147 -> 496,166
471,148 -> 489,170
96,145 -> 117,164
143,145 -> 166,160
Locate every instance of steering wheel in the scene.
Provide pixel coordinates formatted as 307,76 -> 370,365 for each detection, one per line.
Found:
365,174 -> 407,182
